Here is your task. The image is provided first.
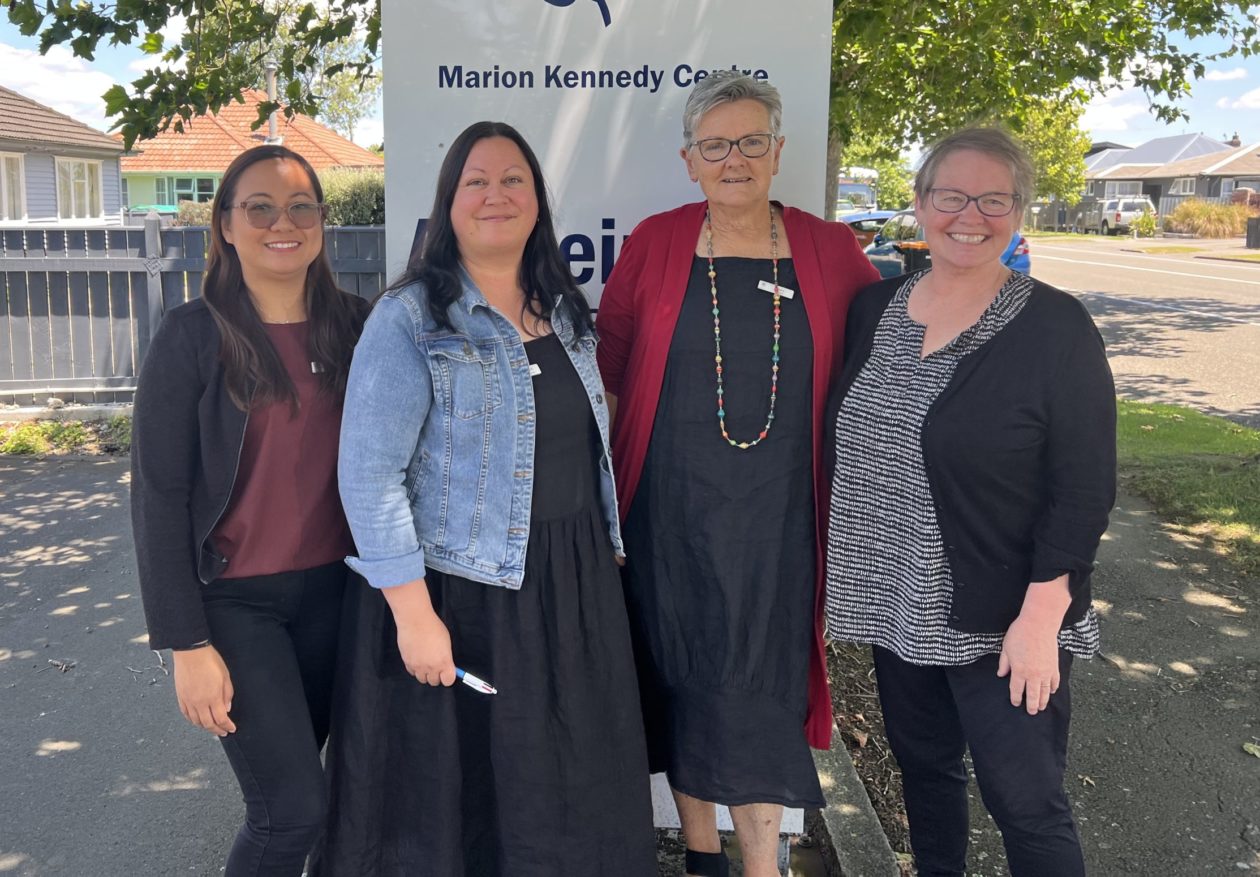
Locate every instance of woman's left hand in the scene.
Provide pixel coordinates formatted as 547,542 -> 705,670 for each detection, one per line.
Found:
997,574 -> 1072,716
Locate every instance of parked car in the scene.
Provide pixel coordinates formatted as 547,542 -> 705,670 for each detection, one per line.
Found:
840,209 -> 895,247
863,210 -> 1032,279
1084,196 -> 1158,235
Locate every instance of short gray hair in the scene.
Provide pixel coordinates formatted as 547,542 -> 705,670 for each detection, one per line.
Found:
914,127 -> 1035,207
682,71 -> 783,147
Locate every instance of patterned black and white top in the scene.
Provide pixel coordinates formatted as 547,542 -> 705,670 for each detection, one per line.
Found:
825,271 -> 1099,665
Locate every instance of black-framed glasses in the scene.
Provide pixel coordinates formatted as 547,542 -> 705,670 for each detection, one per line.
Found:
690,132 -> 776,162
927,188 -> 1020,217
228,201 -> 327,229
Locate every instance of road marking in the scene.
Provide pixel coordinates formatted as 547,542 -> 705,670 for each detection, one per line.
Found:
1033,244 -> 1260,270
1037,254 -> 1260,287
1068,289 -> 1260,327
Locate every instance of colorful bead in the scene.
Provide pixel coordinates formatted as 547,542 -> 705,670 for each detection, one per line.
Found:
705,206 -> 782,450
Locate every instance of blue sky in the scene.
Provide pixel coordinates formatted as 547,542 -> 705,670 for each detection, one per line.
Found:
0,16 -> 1256,151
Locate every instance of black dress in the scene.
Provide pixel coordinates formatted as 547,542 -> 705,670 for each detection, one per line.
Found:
311,333 -> 655,876
623,257 -> 825,808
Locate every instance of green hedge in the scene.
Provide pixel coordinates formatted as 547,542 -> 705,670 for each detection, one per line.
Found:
321,168 -> 385,226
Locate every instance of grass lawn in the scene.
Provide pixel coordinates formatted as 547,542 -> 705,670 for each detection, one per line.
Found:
1133,245 -> 1203,254
1117,400 -> 1260,577
1211,252 -> 1260,262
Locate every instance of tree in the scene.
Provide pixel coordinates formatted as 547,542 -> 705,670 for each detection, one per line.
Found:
827,0 -> 1258,210
3,0 -> 1257,157
997,97 -> 1092,205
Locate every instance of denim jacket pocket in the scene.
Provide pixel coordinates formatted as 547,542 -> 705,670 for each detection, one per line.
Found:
429,336 -> 503,420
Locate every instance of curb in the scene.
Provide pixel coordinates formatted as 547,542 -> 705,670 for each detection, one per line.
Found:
0,403 -> 131,423
812,723 -> 900,877
1193,254 -> 1260,265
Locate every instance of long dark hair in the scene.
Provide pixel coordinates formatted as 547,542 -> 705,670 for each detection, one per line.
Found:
391,121 -> 593,338
204,145 -> 363,411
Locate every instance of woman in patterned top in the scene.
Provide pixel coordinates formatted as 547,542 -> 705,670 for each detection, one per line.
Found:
824,127 -> 1116,877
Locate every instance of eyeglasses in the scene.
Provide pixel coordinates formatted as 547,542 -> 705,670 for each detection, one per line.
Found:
689,132 -> 776,163
228,201 -> 327,229
927,188 -> 1020,217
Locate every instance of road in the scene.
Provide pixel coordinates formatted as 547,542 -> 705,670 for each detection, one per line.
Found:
1028,237 -> 1260,426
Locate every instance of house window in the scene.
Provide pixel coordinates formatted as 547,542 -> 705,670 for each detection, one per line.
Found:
155,177 -> 167,205
1169,178 -> 1196,196
56,158 -> 104,219
196,178 -> 216,203
174,177 -> 195,202
121,177 -> 129,206
0,153 -> 25,220
1104,181 -> 1141,197
1221,179 -> 1236,197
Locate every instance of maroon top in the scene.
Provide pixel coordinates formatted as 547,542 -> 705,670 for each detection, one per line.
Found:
212,321 -> 353,579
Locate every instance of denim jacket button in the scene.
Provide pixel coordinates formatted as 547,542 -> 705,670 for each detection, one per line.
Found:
462,342 -> 473,357
595,393 -> 604,404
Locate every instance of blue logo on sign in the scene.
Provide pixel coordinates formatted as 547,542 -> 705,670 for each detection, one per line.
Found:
545,0 -> 611,28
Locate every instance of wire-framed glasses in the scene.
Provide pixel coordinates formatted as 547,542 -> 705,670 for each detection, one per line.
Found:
229,201 -> 327,229
690,132 -> 776,162
927,188 -> 1020,217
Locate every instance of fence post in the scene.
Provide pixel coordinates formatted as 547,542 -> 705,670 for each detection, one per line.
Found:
137,211 -> 164,367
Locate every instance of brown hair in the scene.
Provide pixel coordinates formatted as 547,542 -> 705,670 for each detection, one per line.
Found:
204,145 -> 363,411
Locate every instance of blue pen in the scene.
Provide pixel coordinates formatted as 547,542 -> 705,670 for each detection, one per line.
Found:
456,667 -> 497,695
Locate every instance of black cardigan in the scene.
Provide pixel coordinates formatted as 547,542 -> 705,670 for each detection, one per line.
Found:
130,296 -> 367,650
826,275 -> 1117,633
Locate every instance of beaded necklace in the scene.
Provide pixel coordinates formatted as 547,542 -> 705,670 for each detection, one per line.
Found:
705,205 -> 780,450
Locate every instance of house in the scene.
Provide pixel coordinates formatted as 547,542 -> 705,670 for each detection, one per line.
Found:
1083,133 -> 1233,206
1132,142 -> 1260,213
0,84 -> 126,226
120,89 -> 383,212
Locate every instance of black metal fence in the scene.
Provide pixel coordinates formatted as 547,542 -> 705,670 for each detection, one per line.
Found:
0,214 -> 385,405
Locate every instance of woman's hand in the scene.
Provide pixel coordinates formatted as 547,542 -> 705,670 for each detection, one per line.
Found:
172,645 -> 236,737
998,574 -> 1071,716
381,578 -> 457,687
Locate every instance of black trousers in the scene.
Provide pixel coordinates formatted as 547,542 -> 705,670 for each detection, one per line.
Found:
872,646 -> 1085,877
202,561 -> 346,877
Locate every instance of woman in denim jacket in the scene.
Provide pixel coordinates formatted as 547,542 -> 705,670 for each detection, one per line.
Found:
310,122 -> 654,877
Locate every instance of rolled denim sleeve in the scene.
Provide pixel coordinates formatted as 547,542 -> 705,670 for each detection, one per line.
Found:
338,294 -> 433,588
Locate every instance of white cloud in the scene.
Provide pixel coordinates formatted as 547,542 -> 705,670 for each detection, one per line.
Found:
1216,86 -> 1260,110
1204,67 -> 1248,82
1081,89 -> 1150,134
0,42 -> 118,132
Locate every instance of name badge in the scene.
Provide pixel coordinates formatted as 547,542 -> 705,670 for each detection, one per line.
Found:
529,363 -> 543,377
757,280 -> 795,299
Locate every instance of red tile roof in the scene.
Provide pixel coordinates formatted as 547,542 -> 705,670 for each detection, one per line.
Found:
0,85 -> 123,153
120,90 -> 383,174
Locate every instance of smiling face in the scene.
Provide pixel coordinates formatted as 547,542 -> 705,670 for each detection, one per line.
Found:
449,136 -> 539,263
915,148 -> 1020,274
680,99 -> 783,212
220,157 -> 324,285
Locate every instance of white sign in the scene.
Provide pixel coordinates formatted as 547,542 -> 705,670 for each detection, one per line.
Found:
382,0 -> 834,303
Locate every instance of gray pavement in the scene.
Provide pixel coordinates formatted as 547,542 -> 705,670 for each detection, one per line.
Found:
2,451 -> 1257,875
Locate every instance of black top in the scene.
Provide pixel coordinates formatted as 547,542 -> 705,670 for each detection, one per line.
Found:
825,274 -> 1116,634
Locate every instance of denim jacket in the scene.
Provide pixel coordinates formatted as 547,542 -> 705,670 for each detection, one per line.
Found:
339,274 -> 623,590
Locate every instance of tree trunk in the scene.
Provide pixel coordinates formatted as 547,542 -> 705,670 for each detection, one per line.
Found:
824,129 -> 842,220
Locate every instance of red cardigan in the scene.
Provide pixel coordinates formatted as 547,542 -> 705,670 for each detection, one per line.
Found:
596,200 -> 880,749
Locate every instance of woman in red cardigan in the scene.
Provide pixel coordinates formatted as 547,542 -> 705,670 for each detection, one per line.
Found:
595,71 -> 878,877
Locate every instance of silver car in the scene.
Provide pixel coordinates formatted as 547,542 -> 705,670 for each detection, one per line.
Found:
1087,196 -> 1158,235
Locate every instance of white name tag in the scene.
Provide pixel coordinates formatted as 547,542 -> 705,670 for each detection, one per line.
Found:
757,280 -> 795,299
529,363 -> 543,377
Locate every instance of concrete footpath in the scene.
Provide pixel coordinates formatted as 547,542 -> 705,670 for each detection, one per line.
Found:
1,456 -> 1256,875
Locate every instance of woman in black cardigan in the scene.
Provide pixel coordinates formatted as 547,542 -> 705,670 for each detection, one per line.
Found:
824,127 -> 1115,877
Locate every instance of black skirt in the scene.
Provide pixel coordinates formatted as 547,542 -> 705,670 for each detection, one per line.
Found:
311,334 -> 654,876
623,257 -> 825,809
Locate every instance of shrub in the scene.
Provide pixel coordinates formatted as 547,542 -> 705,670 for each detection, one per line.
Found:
1164,200 -> 1255,237
321,168 -> 386,226
1130,209 -> 1158,238
176,200 -> 214,227
43,421 -> 89,450
0,423 -> 52,455
99,415 -> 132,453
